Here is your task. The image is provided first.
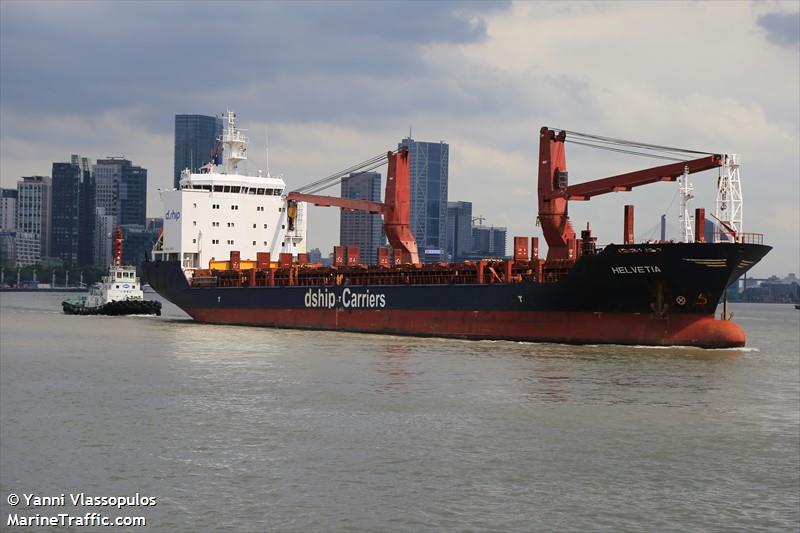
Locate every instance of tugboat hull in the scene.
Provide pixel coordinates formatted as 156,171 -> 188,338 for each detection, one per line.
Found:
62,298 -> 161,316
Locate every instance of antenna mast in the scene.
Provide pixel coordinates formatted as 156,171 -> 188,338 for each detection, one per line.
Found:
715,154 -> 743,241
679,165 -> 694,242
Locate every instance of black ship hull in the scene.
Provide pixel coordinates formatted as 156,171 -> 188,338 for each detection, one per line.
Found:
143,242 -> 770,347
62,298 -> 162,316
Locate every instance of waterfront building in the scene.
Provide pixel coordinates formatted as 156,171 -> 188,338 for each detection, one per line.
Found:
340,171 -> 384,264
0,188 -> 17,267
174,114 -> 223,189
704,219 -> 716,243
15,176 -> 51,266
93,207 -> 116,267
308,248 -> 322,264
0,188 -> 16,231
119,224 -> 159,267
51,162 -> 82,266
92,158 -> 147,266
472,224 -> 507,258
446,201 -> 473,261
398,137 -> 449,262
146,217 -> 164,234
51,158 -> 96,266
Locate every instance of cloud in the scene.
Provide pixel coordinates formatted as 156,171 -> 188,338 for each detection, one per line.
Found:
0,1 -> 797,277
758,10 -> 800,48
0,1 -> 509,117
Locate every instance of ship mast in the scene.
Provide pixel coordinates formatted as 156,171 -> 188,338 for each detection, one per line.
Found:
221,110 -> 248,174
715,154 -> 743,242
678,166 -> 695,242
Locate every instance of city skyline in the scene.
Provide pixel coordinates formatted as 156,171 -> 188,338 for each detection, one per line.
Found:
1,2 -> 797,277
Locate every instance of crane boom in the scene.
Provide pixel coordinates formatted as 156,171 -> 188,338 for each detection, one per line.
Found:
538,127 -> 725,261
287,149 -> 420,264
286,193 -> 384,214
560,156 -> 723,201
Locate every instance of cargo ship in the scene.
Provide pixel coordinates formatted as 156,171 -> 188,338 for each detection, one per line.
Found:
143,112 -> 770,347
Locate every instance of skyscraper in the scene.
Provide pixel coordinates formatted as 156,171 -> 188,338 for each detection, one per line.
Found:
93,207 -> 115,267
51,156 -> 96,267
76,157 -> 96,267
51,162 -> 82,266
399,137 -> 449,262
446,201 -> 472,261
174,114 -> 223,189
340,172 -> 384,264
15,176 -> 51,266
0,188 -> 16,231
93,158 -> 147,266
0,188 -> 17,268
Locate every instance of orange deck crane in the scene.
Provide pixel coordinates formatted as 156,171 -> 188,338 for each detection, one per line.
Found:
286,128 -> 729,267
537,127 -> 725,261
286,148 -> 420,264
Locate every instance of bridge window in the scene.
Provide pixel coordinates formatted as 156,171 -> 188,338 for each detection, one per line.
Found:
231,186 -> 241,193
257,188 -> 265,195
215,185 -> 224,192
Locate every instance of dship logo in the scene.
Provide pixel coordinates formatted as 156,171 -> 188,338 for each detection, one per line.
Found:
304,288 -> 387,309
165,210 -> 181,221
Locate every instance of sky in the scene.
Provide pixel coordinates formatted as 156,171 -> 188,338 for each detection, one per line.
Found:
1,0 -> 798,277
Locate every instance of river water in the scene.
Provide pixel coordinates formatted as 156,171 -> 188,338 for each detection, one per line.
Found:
1,292 -> 798,531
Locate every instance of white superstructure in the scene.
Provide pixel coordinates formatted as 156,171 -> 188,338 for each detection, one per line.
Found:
85,264 -> 144,308
153,111 -> 307,271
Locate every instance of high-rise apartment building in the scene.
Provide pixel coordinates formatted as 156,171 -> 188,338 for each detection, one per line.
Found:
340,172 -> 384,264
92,158 -> 146,266
0,188 -> 17,267
174,114 -> 223,188
446,201 -> 473,261
15,176 -> 51,266
398,137 -> 449,262
51,157 -> 96,266
119,224 -> 159,266
0,188 -> 16,231
94,207 -> 116,267
472,224 -> 507,258
51,162 -> 82,266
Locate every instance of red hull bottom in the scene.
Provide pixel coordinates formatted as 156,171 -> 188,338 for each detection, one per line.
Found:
188,309 -> 746,348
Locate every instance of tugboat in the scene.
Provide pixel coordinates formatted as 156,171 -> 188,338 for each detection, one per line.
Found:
63,227 -> 161,316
